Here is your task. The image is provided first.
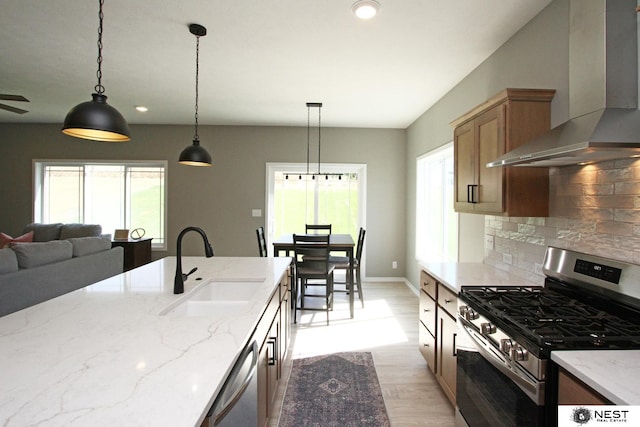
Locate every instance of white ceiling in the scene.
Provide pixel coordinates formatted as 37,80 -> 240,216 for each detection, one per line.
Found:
0,0 -> 553,129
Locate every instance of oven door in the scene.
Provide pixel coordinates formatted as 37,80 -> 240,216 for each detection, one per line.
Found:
456,319 -> 546,427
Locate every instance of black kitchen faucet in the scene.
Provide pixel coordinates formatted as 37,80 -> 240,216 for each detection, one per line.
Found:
174,226 -> 214,294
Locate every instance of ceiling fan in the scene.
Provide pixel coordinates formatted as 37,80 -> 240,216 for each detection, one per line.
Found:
0,94 -> 29,114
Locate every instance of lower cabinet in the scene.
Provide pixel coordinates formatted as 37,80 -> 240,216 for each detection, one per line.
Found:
418,269 -> 457,407
557,367 -> 610,405
437,309 -> 457,405
256,274 -> 291,427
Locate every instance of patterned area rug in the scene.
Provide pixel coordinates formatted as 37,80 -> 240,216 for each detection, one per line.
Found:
278,352 -> 391,427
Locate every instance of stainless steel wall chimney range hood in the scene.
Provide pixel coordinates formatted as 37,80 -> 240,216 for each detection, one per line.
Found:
488,0 -> 640,168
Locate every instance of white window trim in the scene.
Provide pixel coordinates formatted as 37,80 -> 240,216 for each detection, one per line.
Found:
415,143 -> 458,263
32,159 -> 168,251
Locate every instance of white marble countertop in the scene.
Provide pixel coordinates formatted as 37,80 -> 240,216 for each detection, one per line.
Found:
0,256 -> 291,427
417,261 -> 535,293
551,350 -> 640,405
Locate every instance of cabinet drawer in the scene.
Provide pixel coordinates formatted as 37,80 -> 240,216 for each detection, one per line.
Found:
418,321 -> 436,373
437,284 -> 457,318
419,290 -> 437,334
420,270 -> 437,299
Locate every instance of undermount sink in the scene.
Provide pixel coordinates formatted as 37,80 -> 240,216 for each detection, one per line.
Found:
160,281 -> 257,317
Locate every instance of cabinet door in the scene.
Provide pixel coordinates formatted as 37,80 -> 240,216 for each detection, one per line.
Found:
453,119 -> 476,212
557,368 -> 609,405
266,316 -> 279,413
418,321 -> 436,374
475,105 -> 505,214
419,290 -> 437,335
437,310 -> 457,405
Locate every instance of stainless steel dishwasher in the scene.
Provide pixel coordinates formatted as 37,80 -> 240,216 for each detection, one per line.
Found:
205,340 -> 258,426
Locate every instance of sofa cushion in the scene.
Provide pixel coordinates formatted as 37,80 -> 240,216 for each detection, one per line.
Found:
69,236 -> 111,257
11,240 -> 73,269
23,223 -> 63,242
0,231 -> 34,248
0,248 -> 19,274
59,223 -> 102,240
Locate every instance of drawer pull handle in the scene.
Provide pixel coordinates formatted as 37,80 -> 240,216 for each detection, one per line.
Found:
444,299 -> 452,304
423,308 -> 430,312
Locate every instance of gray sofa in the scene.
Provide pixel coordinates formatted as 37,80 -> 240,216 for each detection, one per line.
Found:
0,223 -> 124,317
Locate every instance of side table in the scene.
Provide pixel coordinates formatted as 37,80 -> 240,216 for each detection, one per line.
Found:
111,238 -> 152,272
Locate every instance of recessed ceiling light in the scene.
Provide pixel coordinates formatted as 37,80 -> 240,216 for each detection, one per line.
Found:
135,106 -> 148,112
352,0 -> 381,19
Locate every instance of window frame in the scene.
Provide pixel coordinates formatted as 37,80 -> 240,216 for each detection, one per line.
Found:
32,159 -> 168,251
415,143 -> 458,263
265,161 -> 367,249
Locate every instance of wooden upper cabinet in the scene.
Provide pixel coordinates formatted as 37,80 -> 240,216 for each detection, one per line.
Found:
451,88 -> 555,216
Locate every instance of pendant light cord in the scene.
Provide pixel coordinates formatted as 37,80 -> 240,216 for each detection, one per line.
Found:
317,106 -> 322,174
193,34 -> 200,142
306,106 -> 310,174
95,0 -> 105,95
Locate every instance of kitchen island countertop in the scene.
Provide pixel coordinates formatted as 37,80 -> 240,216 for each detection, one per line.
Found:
0,256 -> 290,427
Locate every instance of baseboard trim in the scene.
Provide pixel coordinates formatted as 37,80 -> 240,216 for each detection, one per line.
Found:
364,277 -> 419,296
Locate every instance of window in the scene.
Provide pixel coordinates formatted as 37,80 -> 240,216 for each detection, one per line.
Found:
266,163 -> 366,246
416,144 -> 458,262
33,160 -> 167,249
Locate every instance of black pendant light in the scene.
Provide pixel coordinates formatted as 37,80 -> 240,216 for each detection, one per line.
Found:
62,0 -> 130,142
179,24 -> 212,167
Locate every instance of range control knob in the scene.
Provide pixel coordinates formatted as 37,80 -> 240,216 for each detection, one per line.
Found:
501,339 -> 514,353
465,309 -> 479,321
459,306 -> 470,317
510,345 -> 529,362
481,322 -> 496,335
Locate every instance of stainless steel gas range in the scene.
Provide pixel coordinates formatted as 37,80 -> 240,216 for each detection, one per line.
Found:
456,247 -> 640,427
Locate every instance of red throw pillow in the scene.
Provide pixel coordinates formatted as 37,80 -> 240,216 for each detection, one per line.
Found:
0,231 -> 34,249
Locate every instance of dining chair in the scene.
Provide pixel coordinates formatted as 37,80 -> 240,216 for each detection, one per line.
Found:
305,224 -> 332,234
330,227 -> 366,308
256,226 -> 268,257
293,233 -> 334,325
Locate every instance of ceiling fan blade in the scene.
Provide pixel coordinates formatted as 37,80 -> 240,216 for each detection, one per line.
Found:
0,103 -> 29,114
0,94 -> 29,102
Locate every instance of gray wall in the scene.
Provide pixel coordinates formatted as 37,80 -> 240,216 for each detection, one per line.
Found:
0,123 -> 406,278
405,0 -> 570,287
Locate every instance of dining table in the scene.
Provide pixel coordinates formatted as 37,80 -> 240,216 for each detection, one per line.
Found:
273,233 -> 355,319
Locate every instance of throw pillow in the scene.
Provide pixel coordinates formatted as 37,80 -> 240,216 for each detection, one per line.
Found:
0,231 -> 34,249
23,223 -> 63,242
0,248 -> 19,274
59,223 -> 102,240
11,240 -> 73,269
68,236 -> 111,257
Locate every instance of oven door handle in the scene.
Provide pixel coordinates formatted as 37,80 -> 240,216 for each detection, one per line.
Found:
459,321 -> 545,405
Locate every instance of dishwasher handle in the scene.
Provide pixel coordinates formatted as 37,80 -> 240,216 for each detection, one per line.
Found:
210,340 -> 258,426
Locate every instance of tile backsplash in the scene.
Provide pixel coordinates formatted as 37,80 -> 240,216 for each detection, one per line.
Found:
484,157 -> 640,284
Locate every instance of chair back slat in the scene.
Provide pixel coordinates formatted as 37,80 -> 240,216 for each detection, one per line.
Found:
305,224 -> 332,234
355,227 -> 366,261
256,226 -> 268,257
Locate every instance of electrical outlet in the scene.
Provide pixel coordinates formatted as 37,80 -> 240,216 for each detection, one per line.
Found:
485,235 -> 494,250
392,261 -> 398,269
251,209 -> 262,217
503,253 -> 513,265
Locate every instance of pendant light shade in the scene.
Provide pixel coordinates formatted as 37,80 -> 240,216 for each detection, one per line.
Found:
179,139 -> 212,166
179,23 -> 212,167
62,0 -> 130,142
62,93 -> 130,142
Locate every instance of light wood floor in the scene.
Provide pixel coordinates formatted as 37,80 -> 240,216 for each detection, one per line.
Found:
268,279 -> 456,426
